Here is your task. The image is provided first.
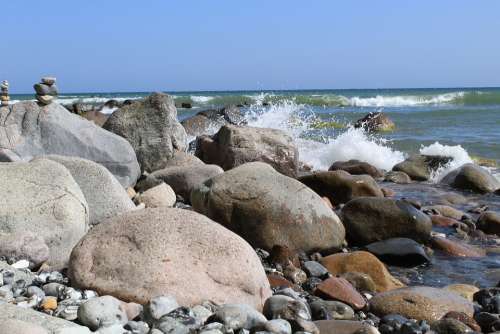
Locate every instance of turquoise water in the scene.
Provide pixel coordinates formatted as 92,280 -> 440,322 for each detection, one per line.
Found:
10,87 -> 500,166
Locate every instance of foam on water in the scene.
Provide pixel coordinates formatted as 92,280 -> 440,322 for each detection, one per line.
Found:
191,96 -> 213,103
347,92 -> 464,107
245,100 -> 407,171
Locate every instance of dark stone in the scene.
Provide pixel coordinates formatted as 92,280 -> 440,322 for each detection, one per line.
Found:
364,238 -> 430,267
329,160 -> 383,178
393,155 -> 452,181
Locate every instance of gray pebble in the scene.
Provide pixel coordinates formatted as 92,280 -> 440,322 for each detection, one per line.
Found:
209,304 -> 267,331
77,295 -> 128,330
143,295 -> 179,322
302,261 -> 329,278
264,319 -> 292,334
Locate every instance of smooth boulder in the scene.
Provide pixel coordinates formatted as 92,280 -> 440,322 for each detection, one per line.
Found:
441,163 -> 500,193
299,170 -> 384,206
341,197 -> 432,245
103,92 -> 188,173
320,251 -> 404,292
137,164 -> 224,200
364,238 -> 430,267
69,207 -> 271,309
195,125 -> 299,177
0,101 -> 140,187
393,155 -> 452,181
369,286 -> 474,322
191,162 -> 345,253
477,211 -> 500,236
0,159 -> 88,269
42,155 -> 135,226
329,160 -> 383,178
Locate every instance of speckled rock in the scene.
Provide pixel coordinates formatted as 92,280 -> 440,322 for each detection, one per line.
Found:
69,208 -> 271,309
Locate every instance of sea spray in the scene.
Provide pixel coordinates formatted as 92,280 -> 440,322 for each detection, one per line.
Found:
245,100 -> 406,171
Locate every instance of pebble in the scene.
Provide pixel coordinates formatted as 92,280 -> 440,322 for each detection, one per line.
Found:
41,77 -> 56,85
77,295 -> 128,331
144,295 -> 180,322
208,304 -> 268,330
309,299 -> 355,320
42,282 -> 64,298
264,319 -> 292,334
302,261 -> 329,278
40,296 -> 58,311
124,321 -> 149,334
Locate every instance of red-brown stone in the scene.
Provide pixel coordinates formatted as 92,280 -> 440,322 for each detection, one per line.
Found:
314,277 -> 366,310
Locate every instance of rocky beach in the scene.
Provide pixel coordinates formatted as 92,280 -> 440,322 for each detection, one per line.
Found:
1,81 -> 500,334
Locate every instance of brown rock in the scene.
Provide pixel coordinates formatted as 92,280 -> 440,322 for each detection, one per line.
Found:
329,160 -> 383,178
41,297 -> 57,311
369,286 -> 474,322
298,170 -> 384,206
269,245 -> 301,267
267,274 -> 295,289
320,251 -> 404,292
431,215 -> 462,228
444,284 -> 480,302
443,311 -> 481,332
68,208 -> 271,309
314,277 -> 366,310
477,211 -> 500,236
431,236 -> 486,257
340,272 -> 377,293
381,187 -> 395,197
195,124 -> 299,177
354,112 -> 395,132
425,205 -> 466,220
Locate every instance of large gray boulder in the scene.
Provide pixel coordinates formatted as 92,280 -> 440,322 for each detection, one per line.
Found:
41,155 -> 136,226
191,162 -> 345,253
393,155 -> 452,181
0,101 -> 140,187
0,303 -> 91,334
181,106 -> 246,137
69,208 -> 271,309
341,197 -> 432,246
195,125 -> 299,177
136,164 -> 224,200
441,163 -> 500,193
0,159 -> 88,269
103,93 -> 188,173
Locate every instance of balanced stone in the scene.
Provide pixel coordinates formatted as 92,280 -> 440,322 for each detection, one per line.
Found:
36,94 -> 54,105
34,83 -> 58,96
41,76 -> 56,85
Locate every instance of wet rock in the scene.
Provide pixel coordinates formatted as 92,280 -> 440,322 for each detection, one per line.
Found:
393,154 -> 452,181
444,284 -> 480,302
340,272 -> 377,293
424,205 -> 466,221
302,261 -> 329,278
263,319 -> 292,334
477,211 -> 500,236
473,288 -> 500,313
309,299 -> 355,320
0,100 -> 140,187
195,125 -> 299,177
369,286 -> 475,322
299,170 -> 384,206
364,238 -> 430,267
191,162 -> 345,253
208,304 -> 267,330
354,112 -> 395,132
181,106 -> 245,137
329,160 -> 383,178
135,183 -> 176,208
430,215 -> 462,228
441,163 -> 500,194
268,245 -> 301,268
384,171 -> 412,184
69,208 -> 271,309
314,277 -> 366,310
77,296 -> 128,331
430,236 -> 486,257
0,159 -> 88,269
314,320 -> 380,334
341,197 -> 432,246
283,265 -> 307,285
381,187 -> 396,197
431,318 -> 473,334
103,92 -> 188,173
42,155 -> 135,226
474,312 -> 500,332
137,164 -> 223,200
443,311 -> 481,332
267,274 -> 295,289
320,251 -> 404,292
0,231 -> 49,269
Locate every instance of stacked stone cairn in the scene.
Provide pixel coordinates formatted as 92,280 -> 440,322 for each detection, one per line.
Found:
0,80 -> 9,106
34,77 -> 58,105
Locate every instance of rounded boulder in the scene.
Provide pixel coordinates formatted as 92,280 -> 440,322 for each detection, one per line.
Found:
68,208 -> 271,309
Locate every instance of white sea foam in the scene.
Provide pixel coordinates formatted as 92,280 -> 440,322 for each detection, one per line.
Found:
245,100 -> 406,171
419,142 -> 474,182
191,96 -> 213,103
347,92 -> 464,107
99,106 -> 119,114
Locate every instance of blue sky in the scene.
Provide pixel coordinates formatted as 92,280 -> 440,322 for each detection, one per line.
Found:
3,1 -> 500,93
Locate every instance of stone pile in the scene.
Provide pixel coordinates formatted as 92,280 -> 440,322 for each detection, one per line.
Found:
34,76 -> 58,105
0,80 -> 8,106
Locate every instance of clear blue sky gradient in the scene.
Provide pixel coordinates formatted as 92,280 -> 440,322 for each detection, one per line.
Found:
3,1 -> 500,93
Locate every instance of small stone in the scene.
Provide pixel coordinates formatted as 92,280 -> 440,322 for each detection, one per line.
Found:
77,295 -> 128,331
302,261 -> 329,278
209,304 -> 267,331
41,296 -> 58,311
42,282 -> 64,298
340,272 -> 377,293
34,83 -> 58,96
263,295 -> 315,333
144,295 -> 179,322
309,299 -> 355,320
124,321 -> 150,334
264,319 -> 292,334
41,77 -> 56,85
135,182 -> 176,208
26,286 -> 45,301
314,277 -> 366,310
283,265 -> 307,285
11,259 -> 30,269
36,95 -> 54,105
